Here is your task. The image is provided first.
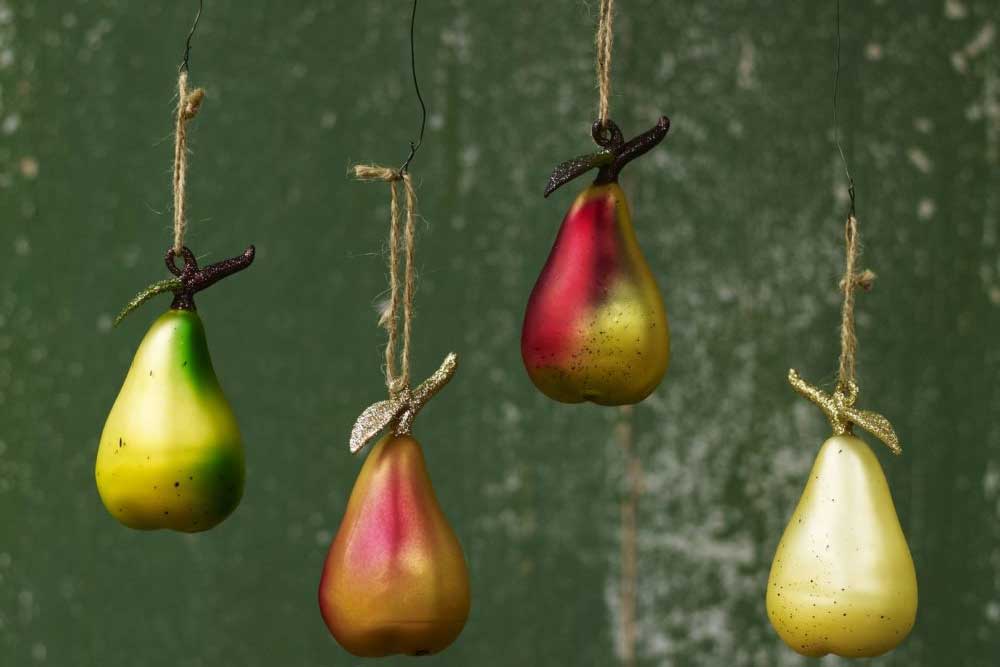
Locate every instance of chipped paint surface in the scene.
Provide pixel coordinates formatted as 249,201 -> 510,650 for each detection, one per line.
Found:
1,1 -> 998,665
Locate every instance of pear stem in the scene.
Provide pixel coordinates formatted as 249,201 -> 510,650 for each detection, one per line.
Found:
594,116 -> 670,185
544,116 -> 670,198
788,369 -> 901,455
165,245 -> 256,311
349,353 -> 458,454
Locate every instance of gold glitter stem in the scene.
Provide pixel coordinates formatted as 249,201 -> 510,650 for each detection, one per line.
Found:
788,369 -> 901,455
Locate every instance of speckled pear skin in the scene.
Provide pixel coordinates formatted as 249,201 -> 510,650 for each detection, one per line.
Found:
522,181 -> 668,405
767,435 -> 917,658
95,309 -> 244,532
319,434 -> 470,658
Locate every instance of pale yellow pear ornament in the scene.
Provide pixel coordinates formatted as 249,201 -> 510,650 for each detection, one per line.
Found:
766,215 -> 917,658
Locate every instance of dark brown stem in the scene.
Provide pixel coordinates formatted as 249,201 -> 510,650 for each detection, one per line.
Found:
595,116 -> 670,185
544,116 -> 670,197
165,245 -> 255,310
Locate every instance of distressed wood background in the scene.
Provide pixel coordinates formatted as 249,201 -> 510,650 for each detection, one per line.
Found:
1,1 -> 998,665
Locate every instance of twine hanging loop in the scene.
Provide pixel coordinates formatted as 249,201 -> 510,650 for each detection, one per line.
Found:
595,0 -> 615,125
348,165 -> 457,454
788,212 -> 899,455
172,70 -> 206,254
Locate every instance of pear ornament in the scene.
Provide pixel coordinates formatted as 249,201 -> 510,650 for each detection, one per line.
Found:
522,117 -> 671,405
95,246 -> 255,532
320,160 -> 470,657
766,371 -> 917,657
319,353 -> 469,657
319,432 -> 470,657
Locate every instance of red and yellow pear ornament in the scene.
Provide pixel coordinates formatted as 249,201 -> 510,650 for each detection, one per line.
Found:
522,117 -> 671,405
318,167 -> 470,658
766,214 -> 917,658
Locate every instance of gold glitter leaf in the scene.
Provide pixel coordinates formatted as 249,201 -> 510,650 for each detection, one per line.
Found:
842,407 -> 901,455
788,368 -> 902,455
349,399 -> 406,454
349,353 -> 459,454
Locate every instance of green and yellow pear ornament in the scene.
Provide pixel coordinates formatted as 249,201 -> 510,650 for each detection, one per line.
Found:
96,67 -> 256,533
766,214 -> 917,658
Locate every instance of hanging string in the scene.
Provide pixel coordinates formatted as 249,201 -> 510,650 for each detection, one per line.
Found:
833,0 -> 855,218
356,0 -> 425,395
595,0 -> 615,125
400,0 -> 426,174
171,73 -> 205,254
616,404 -> 639,667
352,166 -> 417,397
786,0 -> 898,455
172,1 -> 206,254
347,0 -> 456,456
831,0 -> 874,393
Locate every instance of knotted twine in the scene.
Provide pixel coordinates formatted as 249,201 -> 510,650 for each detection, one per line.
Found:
353,165 -> 417,396
788,211 -> 900,454
595,0 -> 615,125
836,214 -> 877,393
172,70 -> 205,254
348,165 -> 457,454
596,3 -> 640,660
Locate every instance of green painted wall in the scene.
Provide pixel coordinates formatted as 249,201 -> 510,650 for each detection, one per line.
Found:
2,1 -> 998,665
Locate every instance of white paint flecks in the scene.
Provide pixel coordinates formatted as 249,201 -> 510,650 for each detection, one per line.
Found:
945,0 -> 969,20
13,235 -> 29,256
737,35 -> 755,90
907,147 -> 934,173
913,116 -> 934,134
918,198 -> 937,220
952,22 -> 995,74
31,643 -> 46,662
2,113 -> 19,134
865,42 -> 884,61
19,156 -> 37,179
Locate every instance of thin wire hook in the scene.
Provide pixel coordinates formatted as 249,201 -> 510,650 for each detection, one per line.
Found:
400,0 -> 427,175
180,0 -> 204,73
833,0 -> 856,216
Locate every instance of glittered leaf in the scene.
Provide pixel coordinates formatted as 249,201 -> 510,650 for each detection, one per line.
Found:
395,353 -> 458,435
842,406 -> 901,455
544,151 -> 613,198
787,368 -> 902,456
114,278 -> 182,326
350,398 -> 405,454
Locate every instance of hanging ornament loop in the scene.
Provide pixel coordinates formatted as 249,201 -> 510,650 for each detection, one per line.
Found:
595,0 -> 615,125
544,116 -> 670,198
114,4 -> 254,327
592,118 -> 624,150
788,206 -> 896,455
595,116 -> 670,185
346,0 -> 455,455
348,166 -> 458,455
165,245 -> 255,311
114,245 -> 254,326
788,211 -> 895,455
787,0 -> 899,456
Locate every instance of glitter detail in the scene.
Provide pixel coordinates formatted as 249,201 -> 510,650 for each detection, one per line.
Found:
350,353 -> 458,454
788,368 -> 901,455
